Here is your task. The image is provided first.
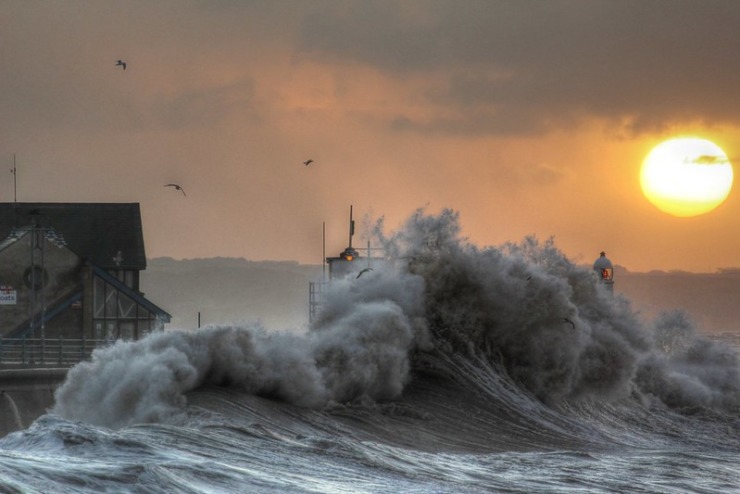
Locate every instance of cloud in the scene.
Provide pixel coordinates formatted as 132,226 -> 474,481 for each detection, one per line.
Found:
296,0 -> 740,136
154,80 -> 259,130
688,155 -> 730,165
4,1 -> 740,141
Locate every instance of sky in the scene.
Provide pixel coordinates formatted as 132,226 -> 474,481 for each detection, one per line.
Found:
2,0 -> 740,273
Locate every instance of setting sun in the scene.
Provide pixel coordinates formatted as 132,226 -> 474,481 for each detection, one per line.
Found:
640,137 -> 734,217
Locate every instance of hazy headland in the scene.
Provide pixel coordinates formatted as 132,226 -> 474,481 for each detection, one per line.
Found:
141,257 -> 740,337
613,266 -> 740,337
140,257 -> 321,332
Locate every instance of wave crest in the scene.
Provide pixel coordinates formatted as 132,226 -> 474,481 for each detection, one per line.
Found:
52,208 -> 740,429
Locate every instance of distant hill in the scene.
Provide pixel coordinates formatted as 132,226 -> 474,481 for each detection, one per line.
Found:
140,257 -> 322,331
616,267 -> 740,334
140,258 -> 740,335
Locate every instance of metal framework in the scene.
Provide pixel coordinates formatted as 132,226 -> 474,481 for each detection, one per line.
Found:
0,337 -> 109,368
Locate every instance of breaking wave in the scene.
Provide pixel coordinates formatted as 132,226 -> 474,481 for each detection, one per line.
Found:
51,208 -> 740,447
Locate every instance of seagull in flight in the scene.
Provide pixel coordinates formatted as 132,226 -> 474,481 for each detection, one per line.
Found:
356,267 -> 374,279
115,60 -> 127,70
303,159 -> 314,166
164,183 -> 186,196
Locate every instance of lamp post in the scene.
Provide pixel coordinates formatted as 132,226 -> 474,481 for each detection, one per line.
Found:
10,154 -> 17,202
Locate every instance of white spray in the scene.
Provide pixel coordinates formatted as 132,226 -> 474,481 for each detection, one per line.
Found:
52,208 -> 740,428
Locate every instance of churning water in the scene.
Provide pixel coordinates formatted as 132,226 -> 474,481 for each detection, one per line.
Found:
1,209 -> 738,493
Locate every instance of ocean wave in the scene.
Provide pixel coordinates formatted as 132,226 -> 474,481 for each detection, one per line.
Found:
50,209 -> 740,451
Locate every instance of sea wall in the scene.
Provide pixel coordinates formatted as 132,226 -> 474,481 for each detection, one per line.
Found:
0,368 -> 66,437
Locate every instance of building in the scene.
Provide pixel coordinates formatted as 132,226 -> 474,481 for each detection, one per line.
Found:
0,203 -> 170,343
308,206 -> 388,323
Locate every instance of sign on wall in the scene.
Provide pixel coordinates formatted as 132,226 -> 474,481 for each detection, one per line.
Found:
0,285 -> 17,305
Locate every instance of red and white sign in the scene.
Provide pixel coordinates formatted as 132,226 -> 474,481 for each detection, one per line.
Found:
0,285 -> 16,305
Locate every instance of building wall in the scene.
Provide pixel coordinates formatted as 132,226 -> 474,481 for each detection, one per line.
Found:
0,368 -> 66,437
0,233 -> 83,337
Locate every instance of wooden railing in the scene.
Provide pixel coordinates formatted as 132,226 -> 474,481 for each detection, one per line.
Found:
0,337 -> 110,368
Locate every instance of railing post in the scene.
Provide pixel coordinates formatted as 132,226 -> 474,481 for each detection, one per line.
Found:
0,336 -> 3,364
58,335 -> 63,365
22,336 -> 27,364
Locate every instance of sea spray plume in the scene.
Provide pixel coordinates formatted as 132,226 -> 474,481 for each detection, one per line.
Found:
634,310 -> 740,410
53,332 -> 202,428
310,267 -> 430,403
53,274 -> 426,428
651,309 -> 696,355
376,209 -> 652,403
1,392 -> 23,431
378,209 -> 740,412
52,209 -> 740,429
53,325 -> 329,428
372,210 -> 640,401
500,236 -> 652,400
200,325 -> 328,407
313,301 -> 415,403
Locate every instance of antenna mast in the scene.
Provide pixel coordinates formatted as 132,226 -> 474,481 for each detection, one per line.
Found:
322,221 -> 326,282
348,205 -> 355,249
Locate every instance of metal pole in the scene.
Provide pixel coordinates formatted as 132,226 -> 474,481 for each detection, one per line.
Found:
322,221 -> 326,282
29,227 -> 35,339
40,230 -> 46,363
349,205 -> 354,248
11,154 -> 17,203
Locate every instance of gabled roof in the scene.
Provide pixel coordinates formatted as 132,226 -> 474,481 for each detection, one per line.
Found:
0,203 -> 146,270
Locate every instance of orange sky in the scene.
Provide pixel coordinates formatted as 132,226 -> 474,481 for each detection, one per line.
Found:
2,1 -> 740,273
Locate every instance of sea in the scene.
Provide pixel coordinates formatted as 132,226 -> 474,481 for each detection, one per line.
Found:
1,210 -> 739,493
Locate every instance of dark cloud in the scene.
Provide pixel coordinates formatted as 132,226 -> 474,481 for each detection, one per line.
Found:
5,1 -> 739,139
389,107 -> 551,137
298,0 -> 740,136
154,80 -> 259,130
0,2 -> 267,136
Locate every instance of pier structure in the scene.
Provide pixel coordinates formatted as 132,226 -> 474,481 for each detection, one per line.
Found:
0,202 -> 172,436
309,206 -> 387,323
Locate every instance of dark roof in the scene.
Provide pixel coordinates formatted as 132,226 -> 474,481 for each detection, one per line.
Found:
0,203 -> 147,270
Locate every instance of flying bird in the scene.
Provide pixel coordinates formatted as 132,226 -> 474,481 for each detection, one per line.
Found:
563,318 -> 576,330
303,159 -> 314,166
356,267 -> 374,279
164,183 -> 186,196
115,60 -> 127,70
